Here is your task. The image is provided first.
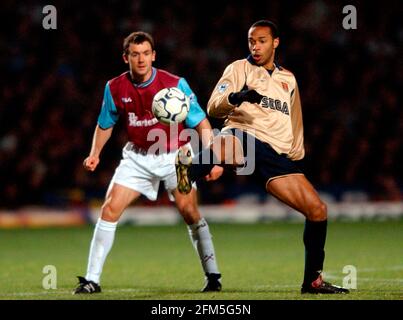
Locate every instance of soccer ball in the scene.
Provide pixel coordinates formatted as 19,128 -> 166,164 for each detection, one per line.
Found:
152,87 -> 190,125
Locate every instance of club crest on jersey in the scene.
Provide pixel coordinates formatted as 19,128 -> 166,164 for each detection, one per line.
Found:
217,83 -> 229,93
122,97 -> 133,103
281,82 -> 289,92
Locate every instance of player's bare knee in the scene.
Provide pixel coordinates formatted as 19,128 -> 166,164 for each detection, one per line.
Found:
177,202 -> 196,216
177,203 -> 199,224
101,202 -> 120,222
308,201 -> 327,221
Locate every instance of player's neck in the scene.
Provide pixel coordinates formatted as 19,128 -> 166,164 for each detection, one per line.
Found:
263,54 -> 276,71
264,60 -> 275,71
130,69 -> 153,85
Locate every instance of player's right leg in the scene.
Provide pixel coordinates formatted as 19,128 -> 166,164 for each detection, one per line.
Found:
176,133 -> 244,194
73,183 -> 140,294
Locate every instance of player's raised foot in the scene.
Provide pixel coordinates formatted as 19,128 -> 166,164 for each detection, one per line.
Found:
301,274 -> 349,294
175,146 -> 192,194
202,273 -> 222,292
72,276 -> 101,294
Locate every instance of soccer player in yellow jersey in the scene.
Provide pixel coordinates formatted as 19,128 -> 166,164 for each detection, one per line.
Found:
176,20 -> 349,294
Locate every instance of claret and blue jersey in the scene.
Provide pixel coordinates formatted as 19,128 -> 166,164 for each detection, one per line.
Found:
97,67 -> 206,152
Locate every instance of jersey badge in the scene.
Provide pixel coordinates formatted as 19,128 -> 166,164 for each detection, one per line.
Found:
217,83 -> 229,93
281,82 -> 289,92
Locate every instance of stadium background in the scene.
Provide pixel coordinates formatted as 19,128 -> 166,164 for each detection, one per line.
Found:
0,0 -> 402,210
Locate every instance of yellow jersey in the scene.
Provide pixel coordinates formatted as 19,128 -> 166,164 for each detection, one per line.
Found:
207,57 -> 305,161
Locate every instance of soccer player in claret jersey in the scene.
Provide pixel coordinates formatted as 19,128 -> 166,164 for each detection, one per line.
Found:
176,20 -> 349,294
73,31 -> 223,294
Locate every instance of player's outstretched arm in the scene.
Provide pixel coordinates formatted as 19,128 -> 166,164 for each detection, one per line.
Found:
194,118 -> 214,149
83,125 -> 113,172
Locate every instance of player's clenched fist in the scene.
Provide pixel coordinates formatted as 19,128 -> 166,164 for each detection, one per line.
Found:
83,156 -> 100,171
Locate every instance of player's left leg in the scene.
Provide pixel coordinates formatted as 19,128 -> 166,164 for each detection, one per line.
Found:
172,188 -> 222,292
266,174 -> 349,294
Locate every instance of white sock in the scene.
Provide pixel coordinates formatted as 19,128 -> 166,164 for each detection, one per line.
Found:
188,218 -> 220,275
85,218 -> 118,284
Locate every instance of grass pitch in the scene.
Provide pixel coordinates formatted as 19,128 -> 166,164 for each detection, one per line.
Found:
0,220 -> 402,300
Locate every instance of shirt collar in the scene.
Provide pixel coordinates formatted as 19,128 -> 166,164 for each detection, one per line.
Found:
130,67 -> 157,88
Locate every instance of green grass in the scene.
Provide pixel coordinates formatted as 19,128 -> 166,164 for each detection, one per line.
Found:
0,220 -> 402,300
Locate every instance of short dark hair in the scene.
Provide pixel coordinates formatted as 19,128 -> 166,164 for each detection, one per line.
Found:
123,31 -> 155,55
250,20 -> 279,39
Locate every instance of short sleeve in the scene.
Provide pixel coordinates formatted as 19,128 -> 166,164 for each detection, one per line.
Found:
97,82 -> 119,129
177,78 -> 206,128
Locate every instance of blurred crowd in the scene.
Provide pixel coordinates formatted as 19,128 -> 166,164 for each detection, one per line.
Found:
1,0 -> 402,208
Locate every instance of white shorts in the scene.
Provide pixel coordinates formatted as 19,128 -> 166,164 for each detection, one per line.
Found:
110,142 -> 196,201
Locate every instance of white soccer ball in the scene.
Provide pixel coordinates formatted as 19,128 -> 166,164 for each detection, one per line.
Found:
152,87 -> 190,125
